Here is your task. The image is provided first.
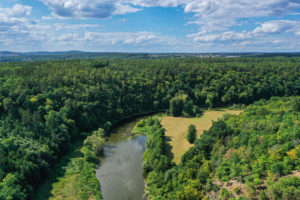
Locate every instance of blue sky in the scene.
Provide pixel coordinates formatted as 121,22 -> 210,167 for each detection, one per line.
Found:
1,0 -> 300,52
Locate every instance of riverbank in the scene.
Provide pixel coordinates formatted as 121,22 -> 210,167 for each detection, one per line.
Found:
32,140 -> 101,200
132,116 -> 173,199
33,111 -> 164,200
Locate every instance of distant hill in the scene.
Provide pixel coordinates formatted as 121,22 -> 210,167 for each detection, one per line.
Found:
1,51 -> 300,62
0,51 -> 20,57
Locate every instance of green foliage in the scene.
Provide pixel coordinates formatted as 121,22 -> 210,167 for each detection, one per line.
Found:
78,162 -> 102,200
270,162 -> 284,175
31,141 -> 101,200
186,124 -> 197,144
133,117 -> 173,198
258,190 -> 269,200
103,121 -> 112,135
169,96 -> 184,117
135,117 -> 171,173
292,97 -> 300,112
169,95 -> 203,117
0,57 -> 299,199
183,100 -> 194,116
0,174 -> 27,200
268,177 -> 300,200
143,97 -> 300,200
234,186 -> 241,194
220,188 -> 232,200
84,128 -> 105,156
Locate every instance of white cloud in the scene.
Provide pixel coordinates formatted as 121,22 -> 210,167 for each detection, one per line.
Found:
0,4 -> 32,26
272,40 -> 284,44
188,31 -> 252,42
189,20 -> 300,43
39,0 -> 141,19
39,0 -> 181,19
253,20 -> 298,34
38,0 -> 300,36
54,24 -> 102,31
2,4 -> 32,18
2,1 -> 300,52
0,14 -> 180,51
56,33 -> 79,41
182,0 -> 300,32
113,3 -> 141,15
0,4 -> 33,51
82,31 -> 175,46
129,0 -> 179,7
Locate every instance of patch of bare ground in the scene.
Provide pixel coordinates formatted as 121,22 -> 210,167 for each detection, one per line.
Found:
210,179 -> 249,199
209,171 -> 300,199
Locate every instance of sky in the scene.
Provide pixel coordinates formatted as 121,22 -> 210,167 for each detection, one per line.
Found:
1,0 -> 300,52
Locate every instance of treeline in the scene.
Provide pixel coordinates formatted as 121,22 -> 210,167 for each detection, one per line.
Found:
133,117 -> 173,198
143,96 -> 300,199
0,57 -> 299,199
135,117 -> 172,169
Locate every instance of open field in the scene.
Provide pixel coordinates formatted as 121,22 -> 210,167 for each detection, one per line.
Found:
161,109 -> 242,164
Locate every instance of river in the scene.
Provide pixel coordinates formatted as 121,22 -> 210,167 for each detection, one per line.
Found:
95,117 -> 147,200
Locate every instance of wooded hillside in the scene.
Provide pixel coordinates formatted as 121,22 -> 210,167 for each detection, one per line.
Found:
0,57 -> 299,199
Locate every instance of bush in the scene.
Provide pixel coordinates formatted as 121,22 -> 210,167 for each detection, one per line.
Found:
270,162 -> 284,175
268,177 -> 300,200
84,150 -> 99,165
220,188 -> 232,200
234,186 -> 241,194
292,98 -> 300,112
187,124 -> 197,144
84,128 -> 105,156
103,121 -> 112,135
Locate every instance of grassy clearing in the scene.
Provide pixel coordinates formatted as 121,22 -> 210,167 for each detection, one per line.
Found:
161,109 -> 242,164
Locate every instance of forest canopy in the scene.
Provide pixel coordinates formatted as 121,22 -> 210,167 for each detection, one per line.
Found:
0,57 -> 299,199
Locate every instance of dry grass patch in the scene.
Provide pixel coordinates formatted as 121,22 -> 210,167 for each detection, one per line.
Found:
161,109 -> 242,164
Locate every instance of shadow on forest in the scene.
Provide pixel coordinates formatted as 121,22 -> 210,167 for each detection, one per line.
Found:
173,111 -> 205,119
209,108 -> 226,111
32,141 -> 84,200
164,136 -> 174,162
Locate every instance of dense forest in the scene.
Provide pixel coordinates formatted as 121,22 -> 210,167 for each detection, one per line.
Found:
0,57 -> 299,199
136,97 -> 300,200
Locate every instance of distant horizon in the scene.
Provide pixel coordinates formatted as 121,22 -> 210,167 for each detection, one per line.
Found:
2,50 -> 300,54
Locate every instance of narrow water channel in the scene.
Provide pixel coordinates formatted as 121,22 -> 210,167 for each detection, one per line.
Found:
96,117 -> 146,200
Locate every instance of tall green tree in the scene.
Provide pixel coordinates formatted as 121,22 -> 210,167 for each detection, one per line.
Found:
169,97 -> 184,117
187,124 -> 197,144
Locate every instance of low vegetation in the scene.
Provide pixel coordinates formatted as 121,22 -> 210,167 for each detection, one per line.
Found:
32,129 -> 104,200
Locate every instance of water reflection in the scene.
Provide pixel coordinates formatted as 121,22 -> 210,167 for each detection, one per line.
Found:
96,119 -> 146,200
